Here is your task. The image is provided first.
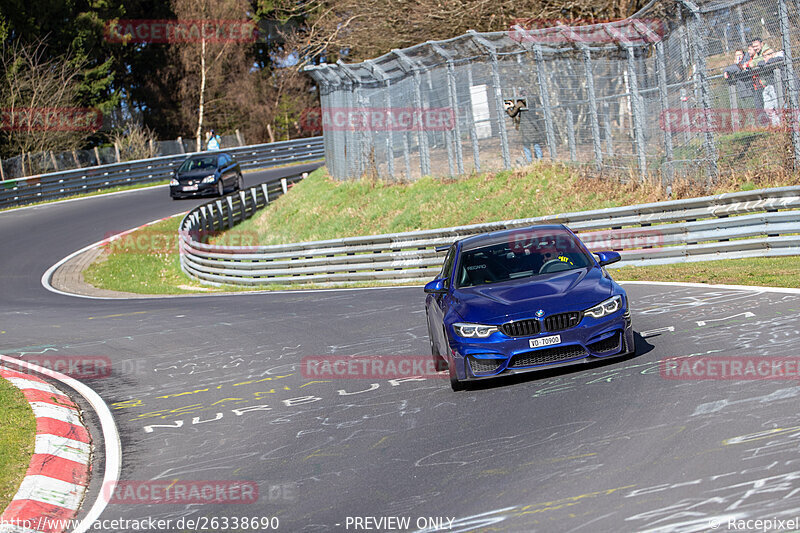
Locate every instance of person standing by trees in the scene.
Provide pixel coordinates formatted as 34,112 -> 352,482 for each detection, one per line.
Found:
206,129 -> 221,150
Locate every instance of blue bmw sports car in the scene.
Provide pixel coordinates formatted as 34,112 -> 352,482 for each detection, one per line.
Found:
424,224 -> 634,390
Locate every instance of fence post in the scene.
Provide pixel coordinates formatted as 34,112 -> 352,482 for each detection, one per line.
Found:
94,146 -> 101,166
394,49 -> 432,178
778,0 -> 800,167
656,40 -> 675,185
0,158 -> 4,181
603,103 -> 614,158
465,63 -> 481,173
534,45 -> 557,160
682,0 -> 718,183
235,129 -> 244,146
582,47 -> 603,168
679,88 -> 691,144
177,136 -> 185,154
444,60 -> 465,174
72,150 -> 81,168
114,142 -> 121,163
566,109 -> 577,162
366,60 -> 396,180
627,45 -> 647,180
468,31 -> 512,170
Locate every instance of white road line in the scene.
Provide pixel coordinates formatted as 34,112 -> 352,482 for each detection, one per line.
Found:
640,326 -> 675,338
696,312 -> 755,327
0,183 -> 169,215
0,354 -> 121,533
619,280 -> 800,294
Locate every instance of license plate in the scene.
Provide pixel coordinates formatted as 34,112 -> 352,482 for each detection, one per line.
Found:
183,185 -> 198,191
529,335 -> 561,348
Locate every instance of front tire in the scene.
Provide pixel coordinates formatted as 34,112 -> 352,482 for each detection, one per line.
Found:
449,355 -> 464,391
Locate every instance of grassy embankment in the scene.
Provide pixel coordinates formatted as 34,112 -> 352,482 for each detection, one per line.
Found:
84,152 -> 800,294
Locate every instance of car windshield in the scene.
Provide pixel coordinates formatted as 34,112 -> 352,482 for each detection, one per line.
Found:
456,230 -> 593,287
178,156 -> 218,172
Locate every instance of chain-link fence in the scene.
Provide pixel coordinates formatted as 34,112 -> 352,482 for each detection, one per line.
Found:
305,0 -> 800,185
0,133 -> 244,181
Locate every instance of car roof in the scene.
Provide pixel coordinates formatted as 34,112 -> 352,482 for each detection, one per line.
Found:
458,224 -> 571,252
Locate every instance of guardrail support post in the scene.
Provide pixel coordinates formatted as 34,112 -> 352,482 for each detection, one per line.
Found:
260,183 -> 269,204
238,190 -> 248,221
226,196 -> 235,229
280,178 -> 288,194
215,199 -> 224,229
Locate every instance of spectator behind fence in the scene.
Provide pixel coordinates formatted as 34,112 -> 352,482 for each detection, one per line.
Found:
723,48 -> 754,106
744,39 -> 774,110
207,129 -> 221,151
758,49 -> 786,127
504,98 -> 544,164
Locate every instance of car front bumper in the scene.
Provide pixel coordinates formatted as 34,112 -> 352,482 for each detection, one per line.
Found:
170,182 -> 219,198
448,311 -> 634,381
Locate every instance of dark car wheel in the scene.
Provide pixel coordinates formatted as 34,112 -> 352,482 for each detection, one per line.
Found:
237,173 -> 244,191
449,355 -> 464,391
217,180 -> 224,197
426,316 -> 446,371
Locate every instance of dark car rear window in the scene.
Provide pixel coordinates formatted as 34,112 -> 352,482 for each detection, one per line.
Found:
456,231 -> 592,287
178,156 -> 218,172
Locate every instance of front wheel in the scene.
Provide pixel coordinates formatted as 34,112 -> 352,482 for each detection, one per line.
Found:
449,355 -> 464,391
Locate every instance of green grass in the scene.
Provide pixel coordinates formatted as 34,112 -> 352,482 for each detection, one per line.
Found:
613,256 -> 800,288
83,161 -> 799,295
0,375 -> 36,510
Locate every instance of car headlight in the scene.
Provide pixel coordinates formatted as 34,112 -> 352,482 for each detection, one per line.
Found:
453,323 -> 498,338
584,295 -> 623,319
201,175 -> 217,183
169,178 -> 179,186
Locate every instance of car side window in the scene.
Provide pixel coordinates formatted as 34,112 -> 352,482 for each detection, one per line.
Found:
218,155 -> 227,167
439,245 -> 456,287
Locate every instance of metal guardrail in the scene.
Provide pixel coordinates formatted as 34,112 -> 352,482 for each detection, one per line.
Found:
0,137 -> 323,209
179,185 -> 800,287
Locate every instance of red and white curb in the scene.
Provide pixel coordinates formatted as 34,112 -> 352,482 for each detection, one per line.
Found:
0,367 -> 91,533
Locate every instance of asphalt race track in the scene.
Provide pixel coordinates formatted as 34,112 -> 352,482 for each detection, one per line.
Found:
2,164 -> 800,533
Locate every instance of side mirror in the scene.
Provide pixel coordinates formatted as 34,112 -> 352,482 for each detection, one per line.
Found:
595,251 -> 621,267
424,279 -> 447,294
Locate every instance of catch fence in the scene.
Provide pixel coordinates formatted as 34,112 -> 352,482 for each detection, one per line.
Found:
305,0 -> 800,184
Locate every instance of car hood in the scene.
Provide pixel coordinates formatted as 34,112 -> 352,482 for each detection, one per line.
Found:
451,267 -> 613,323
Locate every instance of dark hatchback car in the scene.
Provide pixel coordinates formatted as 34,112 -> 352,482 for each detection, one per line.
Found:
169,152 -> 244,199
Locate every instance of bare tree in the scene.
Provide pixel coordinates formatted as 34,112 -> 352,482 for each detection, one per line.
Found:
171,0 -> 253,148
113,121 -> 159,161
0,39 -> 94,160
273,0 -> 649,67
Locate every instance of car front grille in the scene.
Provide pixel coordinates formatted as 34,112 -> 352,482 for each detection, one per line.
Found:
509,345 -> 587,368
588,332 -> 622,354
468,357 -> 506,375
500,319 -> 541,337
544,311 -> 582,332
